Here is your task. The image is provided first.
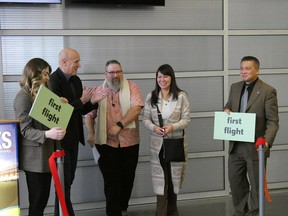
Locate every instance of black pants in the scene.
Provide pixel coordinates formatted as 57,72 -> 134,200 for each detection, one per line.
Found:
228,143 -> 266,216
96,144 -> 139,216
54,147 -> 78,216
156,149 -> 179,216
25,171 -> 52,216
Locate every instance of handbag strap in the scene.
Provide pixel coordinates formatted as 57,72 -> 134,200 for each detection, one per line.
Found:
156,105 -> 164,127
156,105 -> 184,136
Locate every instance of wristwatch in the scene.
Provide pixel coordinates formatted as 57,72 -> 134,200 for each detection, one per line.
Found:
116,121 -> 124,129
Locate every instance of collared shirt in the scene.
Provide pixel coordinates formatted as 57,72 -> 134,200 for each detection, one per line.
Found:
87,80 -> 144,148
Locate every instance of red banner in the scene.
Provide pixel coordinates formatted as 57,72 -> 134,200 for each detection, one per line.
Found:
49,150 -> 69,216
256,137 -> 272,203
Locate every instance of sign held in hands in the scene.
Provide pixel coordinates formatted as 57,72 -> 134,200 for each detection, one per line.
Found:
213,111 -> 256,142
29,85 -> 74,130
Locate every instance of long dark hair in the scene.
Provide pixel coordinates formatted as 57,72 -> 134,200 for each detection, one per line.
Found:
150,64 -> 184,107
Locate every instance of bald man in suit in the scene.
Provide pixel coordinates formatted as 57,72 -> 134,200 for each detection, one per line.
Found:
224,56 -> 279,216
49,48 -> 98,216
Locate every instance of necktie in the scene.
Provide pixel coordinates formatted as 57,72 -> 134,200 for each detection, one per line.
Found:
240,85 -> 249,112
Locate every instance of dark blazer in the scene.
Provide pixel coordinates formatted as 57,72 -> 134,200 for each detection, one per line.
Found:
49,68 -> 97,150
224,78 -> 279,159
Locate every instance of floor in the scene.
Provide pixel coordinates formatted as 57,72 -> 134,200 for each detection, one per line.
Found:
34,189 -> 288,216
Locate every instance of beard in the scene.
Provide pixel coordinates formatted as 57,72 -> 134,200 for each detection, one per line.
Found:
106,78 -> 122,91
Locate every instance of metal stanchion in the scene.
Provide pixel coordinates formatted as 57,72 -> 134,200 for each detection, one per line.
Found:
49,150 -> 68,216
57,150 -> 65,216
257,137 -> 266,216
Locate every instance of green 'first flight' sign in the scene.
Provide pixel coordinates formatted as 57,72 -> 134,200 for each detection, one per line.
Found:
29,85 -> 74,130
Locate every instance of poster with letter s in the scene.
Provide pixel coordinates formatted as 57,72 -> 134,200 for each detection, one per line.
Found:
0,121 -> 20,215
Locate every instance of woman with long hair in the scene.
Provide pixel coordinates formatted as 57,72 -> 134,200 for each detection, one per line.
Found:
142,64 -> 190,216
14,58 -> 66,216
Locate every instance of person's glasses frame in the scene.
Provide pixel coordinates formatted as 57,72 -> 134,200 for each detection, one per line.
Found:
106,70 -> 123,76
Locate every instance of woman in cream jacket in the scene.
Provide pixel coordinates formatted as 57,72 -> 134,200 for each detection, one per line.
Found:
142,64 -> 190,216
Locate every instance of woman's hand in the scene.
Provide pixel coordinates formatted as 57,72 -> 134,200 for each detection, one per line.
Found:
153,126 -> 165,136
45,127 -> 66,140
60,97 -> 68,103
162,125 -> 173,136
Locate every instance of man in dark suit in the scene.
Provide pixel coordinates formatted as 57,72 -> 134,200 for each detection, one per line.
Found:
49,48 -> 98,216
224,56 -> 279,216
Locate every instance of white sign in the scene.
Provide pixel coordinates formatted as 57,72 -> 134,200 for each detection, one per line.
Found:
213,112 -> 256,142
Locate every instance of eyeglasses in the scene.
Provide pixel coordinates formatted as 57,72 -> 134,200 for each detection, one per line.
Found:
106,70 -> 123,75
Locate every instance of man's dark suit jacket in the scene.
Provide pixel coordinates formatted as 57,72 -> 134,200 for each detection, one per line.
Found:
224,78 -> 279,159
49,68 -> 97,150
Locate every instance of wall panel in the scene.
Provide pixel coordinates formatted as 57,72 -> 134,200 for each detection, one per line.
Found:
66,36 -> 223,74
1,36 -> 63,75
3,82 -> 19,119
182,157 -> 225,193
228,36 -> 288,70
229,0 -> 288,30
274,113 -> 288,146
187,117 -> 223,153
268,150 -> 288,183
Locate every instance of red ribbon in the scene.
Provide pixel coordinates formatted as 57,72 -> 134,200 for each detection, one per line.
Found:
49,150 -> 69,216
264,169 -> 272,202
255,137 -> 266,149
255,137 -> 272,203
